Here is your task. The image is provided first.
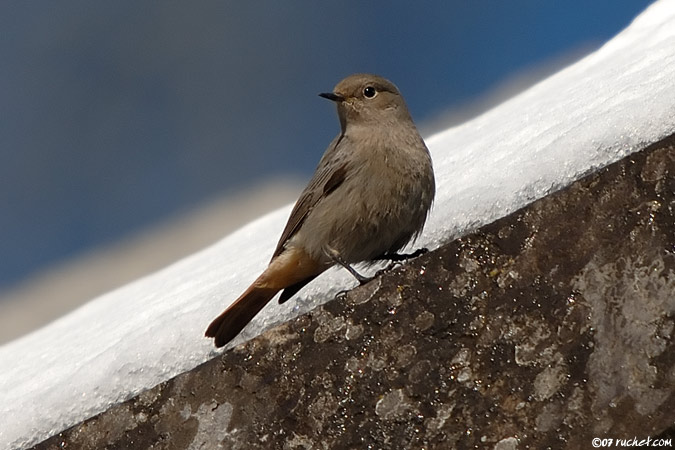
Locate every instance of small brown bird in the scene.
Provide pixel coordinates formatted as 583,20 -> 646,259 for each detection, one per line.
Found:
205,74 -> 435,347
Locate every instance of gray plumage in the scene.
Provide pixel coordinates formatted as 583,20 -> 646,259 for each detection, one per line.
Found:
206,73 -> 435,347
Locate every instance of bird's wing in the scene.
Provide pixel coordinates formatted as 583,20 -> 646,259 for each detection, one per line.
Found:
272,134 -> 348,259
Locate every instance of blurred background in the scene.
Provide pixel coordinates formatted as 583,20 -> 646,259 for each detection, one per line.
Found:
0,1 -> 652,343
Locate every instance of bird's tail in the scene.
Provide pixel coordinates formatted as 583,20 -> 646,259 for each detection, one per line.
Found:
205,283 -> 278,348
206,246 -> 323,348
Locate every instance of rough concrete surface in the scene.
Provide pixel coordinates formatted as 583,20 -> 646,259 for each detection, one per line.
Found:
34,135 -> 675,450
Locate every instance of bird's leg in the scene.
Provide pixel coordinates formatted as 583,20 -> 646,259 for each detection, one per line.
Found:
335,258 -> 372,285
326,247 -> 372,285
375,247 -> 428,262
328,247 -> 429,288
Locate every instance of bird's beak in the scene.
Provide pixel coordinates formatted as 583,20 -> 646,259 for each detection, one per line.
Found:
319,92 -> 344,102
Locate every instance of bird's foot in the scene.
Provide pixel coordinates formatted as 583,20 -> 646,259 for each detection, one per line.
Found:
332,248 -> 429,289
375,247 -> 428,262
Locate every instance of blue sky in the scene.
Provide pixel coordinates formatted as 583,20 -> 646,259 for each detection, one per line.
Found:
0,1 -> 652,289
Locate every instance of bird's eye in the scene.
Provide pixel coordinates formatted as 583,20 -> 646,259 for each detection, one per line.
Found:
363,86 -> 376,98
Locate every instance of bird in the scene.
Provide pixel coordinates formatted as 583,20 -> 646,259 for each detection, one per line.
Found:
205,73 -> 435,348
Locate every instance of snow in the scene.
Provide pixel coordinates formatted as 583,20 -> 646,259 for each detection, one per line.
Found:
2,1 -> 675,448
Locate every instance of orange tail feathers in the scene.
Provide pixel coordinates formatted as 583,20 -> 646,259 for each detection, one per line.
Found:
205,283 -> 278,348
205,247 -> 323,348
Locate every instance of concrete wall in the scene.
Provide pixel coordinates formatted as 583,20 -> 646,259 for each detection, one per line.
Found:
34,135 -> 675,449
